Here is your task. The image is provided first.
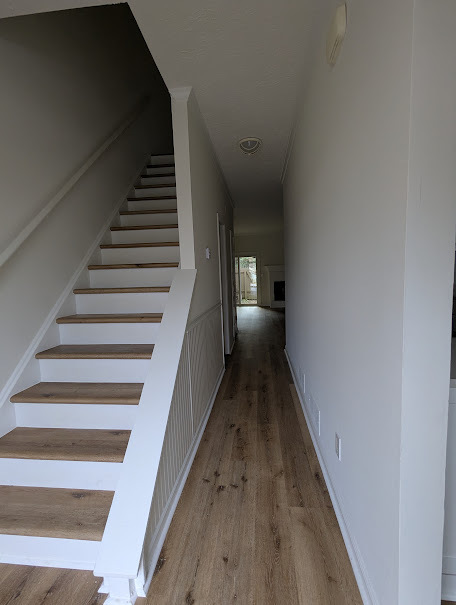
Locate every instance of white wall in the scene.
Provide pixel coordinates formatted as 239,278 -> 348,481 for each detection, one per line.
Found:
284,1 -> 412,603
235,231 -> 284,306
400,2 -> 456,602
172,89 -> 234,337
285,1 -> 456,602
0,5 -> 172,393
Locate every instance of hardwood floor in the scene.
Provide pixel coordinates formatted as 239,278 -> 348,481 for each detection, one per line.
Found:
0,565 -> 104,604
145,306 -> 362,604
0,305 -> 448,603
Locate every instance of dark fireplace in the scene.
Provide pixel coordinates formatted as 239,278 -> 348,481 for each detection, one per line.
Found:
274,280 -> 285,302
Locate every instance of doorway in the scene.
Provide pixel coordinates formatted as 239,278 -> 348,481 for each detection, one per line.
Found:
235,256 -> 258,306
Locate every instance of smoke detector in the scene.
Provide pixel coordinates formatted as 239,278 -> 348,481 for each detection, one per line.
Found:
239,137 -> 262,155
326,3 -> 347,66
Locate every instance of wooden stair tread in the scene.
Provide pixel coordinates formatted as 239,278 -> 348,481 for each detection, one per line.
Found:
0,428 -> 130,462
36,344 -> 154,360
100,242 -> 178,249
10,382 -> 143,405
88,262 -> 178,270
127,196 -> 176,201
134,184 -> 175,190
119,209 -> 177,215
146,164 -> 174,169
141,172 -> 175,178
0,485 -> 113,541
56,313 -> 163,324
73,286 -> 170,294
111,224 -> 178,231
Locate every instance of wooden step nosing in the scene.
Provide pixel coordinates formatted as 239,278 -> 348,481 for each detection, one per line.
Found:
119,209 -> 177,215
88,263 -> 178,270
146,164 -> 175,169
36,345 -> 154,360
100,242 -> 179,249
110,224 -> 178,231
127,196 -> 177,201
141,172 -> 175,178
73,287 -> 170,294
10,383 -> 143,406
134,184 -> 176,190
56,314 -> 163,324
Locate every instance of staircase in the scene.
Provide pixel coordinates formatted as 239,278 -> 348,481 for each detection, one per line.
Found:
0,154 -> 178,576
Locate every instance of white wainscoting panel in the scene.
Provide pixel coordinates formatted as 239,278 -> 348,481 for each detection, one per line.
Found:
142,303 -> 224,589
188,305 -> 224,433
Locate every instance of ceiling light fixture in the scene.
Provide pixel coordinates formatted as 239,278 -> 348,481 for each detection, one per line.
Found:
239,137 -> 262,155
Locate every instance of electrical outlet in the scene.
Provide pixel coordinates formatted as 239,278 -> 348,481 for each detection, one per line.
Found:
298,366 -> 306,394
335,433 -> 342,461
308,391 -> 321,436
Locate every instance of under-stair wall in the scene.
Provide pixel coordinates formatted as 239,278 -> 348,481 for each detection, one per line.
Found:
0,5 -> 172,426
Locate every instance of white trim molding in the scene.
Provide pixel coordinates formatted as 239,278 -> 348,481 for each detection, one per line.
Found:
285,347 -> 379,605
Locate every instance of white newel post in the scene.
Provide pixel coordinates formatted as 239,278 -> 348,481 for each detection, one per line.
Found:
100,576 -> 138,605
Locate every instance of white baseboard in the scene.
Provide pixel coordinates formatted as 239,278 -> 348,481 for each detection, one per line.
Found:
284,347 -> 378,605
141,365 -> 225,596
442,573 -> 456,601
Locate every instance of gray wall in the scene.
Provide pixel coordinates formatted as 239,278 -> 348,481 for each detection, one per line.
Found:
0,5 -> 172,395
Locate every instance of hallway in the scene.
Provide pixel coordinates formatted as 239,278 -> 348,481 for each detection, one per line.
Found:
0,307 -> 362,604
146,306 -> 362,604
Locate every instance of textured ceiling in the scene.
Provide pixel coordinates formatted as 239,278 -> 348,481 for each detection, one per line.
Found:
0,0 -> 332,234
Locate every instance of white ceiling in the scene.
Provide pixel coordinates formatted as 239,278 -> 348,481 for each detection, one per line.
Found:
130,0 -> 331,234
0,0 -> 332,234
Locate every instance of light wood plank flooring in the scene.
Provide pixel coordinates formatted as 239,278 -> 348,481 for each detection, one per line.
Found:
146,306 -> 362,604
0,306 -> 450,604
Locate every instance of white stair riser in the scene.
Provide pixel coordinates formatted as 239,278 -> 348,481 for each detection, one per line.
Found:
143,166 -> 174,176
15,403 -> 137,430
89,267 -> 177,288
120,212 -> 178,227
0,459 -> 120,490
101,246 -> 179,265
39,358 -> 150,383
139,176 -> 176,186
132,186 -> 176,199
127,198 -> 177,212
76,292 -> 169,314
59,322 -> 160,345
149,154 -> 174,165
111,228 -> 179,245
0,535 -> 99,570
